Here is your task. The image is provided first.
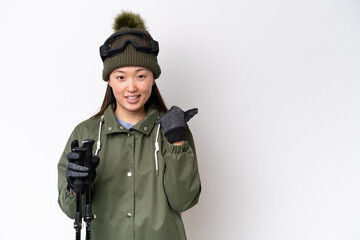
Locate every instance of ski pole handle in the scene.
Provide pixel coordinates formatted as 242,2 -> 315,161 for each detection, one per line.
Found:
67,146 -> 86,193
82,139 -> 95,168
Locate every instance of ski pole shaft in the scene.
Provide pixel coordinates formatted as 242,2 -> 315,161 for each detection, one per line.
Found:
85,184 -> 93,240
74,192 -> 82,240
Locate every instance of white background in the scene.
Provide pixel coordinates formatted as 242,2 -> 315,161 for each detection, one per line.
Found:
0,0 -> 359,239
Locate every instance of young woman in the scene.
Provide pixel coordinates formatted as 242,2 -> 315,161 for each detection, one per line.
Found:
57,11 -> 201,240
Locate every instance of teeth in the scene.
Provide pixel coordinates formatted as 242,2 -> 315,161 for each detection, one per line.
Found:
127,96 -> 138,100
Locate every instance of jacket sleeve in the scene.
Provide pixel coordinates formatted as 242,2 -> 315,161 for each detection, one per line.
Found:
163,126 -> 201,212
57,127 -> 79,219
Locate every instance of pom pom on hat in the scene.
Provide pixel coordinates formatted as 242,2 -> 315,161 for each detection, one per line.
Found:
113,11 -> 147,32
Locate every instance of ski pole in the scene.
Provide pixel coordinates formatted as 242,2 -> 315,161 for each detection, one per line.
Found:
82,139 -> 98,240
67,143 -> 86,240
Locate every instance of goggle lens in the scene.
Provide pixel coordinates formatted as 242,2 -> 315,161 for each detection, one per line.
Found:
100,31 -> 159,61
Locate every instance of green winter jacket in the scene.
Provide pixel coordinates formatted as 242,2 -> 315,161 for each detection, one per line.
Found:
57,105 -> 201,240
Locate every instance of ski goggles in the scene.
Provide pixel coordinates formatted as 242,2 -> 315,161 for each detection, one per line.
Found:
99,30 -> 159,61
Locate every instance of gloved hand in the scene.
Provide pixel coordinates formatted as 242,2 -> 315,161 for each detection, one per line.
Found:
157,106 -> 198,143
66,140 -> 100,193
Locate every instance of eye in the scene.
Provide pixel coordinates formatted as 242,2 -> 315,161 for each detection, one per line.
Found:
117,76 -> 125,80
138,74 -> 145,79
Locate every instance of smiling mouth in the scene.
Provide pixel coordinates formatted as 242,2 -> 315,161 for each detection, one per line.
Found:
126,95 -> 140,100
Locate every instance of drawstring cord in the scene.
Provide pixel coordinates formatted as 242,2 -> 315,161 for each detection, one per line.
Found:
95,115 -> 104,155
154,124 -> 161,176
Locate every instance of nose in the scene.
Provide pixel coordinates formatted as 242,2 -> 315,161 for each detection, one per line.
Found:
127,78 -> 137,92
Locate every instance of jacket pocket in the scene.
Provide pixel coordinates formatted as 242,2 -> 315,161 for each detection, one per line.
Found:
171,215 -> 186,240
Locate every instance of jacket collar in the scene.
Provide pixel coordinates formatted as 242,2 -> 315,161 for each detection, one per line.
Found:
103,104 -> 159,136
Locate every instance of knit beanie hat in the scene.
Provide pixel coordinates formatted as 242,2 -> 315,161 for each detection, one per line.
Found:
101,11 -> 161,81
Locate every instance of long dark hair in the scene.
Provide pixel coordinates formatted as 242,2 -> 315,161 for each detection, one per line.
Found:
92,82 -> 168,118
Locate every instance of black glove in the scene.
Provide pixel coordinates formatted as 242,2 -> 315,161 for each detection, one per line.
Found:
66,140 -> 100,193
157,106 -> 198,143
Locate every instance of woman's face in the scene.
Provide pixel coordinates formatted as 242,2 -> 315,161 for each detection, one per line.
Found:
108,66 -> 154,119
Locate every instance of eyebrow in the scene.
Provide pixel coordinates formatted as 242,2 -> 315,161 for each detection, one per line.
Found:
135,68 -> 147,72
114,68 -> 147,74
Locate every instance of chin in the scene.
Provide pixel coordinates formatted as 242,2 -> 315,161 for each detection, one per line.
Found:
125,105 -> 144,113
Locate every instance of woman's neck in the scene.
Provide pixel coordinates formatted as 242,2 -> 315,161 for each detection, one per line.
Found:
114,107 -> 147,125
